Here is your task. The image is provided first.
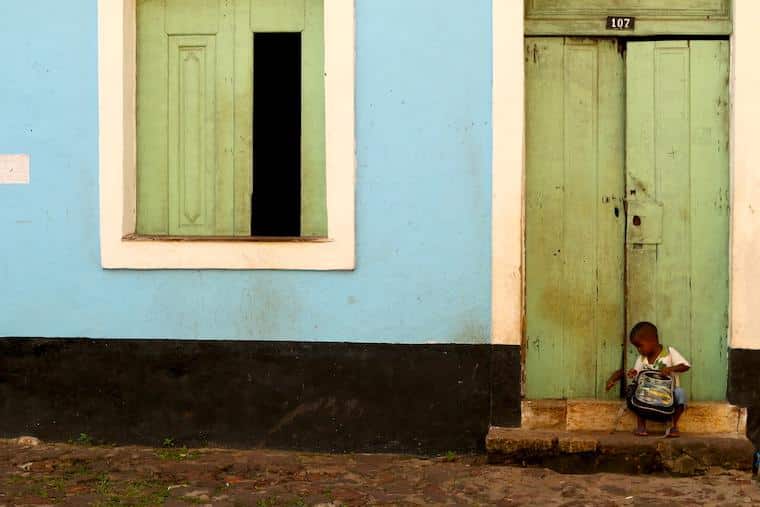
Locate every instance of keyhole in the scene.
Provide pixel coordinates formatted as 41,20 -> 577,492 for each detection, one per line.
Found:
614,207 -> 620,217
633,215 -> 642,226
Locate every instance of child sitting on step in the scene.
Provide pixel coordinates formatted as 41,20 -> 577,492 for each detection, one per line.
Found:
606,322 -> 691,437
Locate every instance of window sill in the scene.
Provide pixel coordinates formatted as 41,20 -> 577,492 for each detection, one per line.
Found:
102,235 -> 353,270
123,234 -> 331,243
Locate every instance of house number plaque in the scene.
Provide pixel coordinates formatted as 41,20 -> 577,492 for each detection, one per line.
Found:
607,16 -> 635,30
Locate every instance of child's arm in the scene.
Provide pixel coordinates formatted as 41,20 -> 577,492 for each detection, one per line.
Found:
605,369 -> 624,391
628,355 -> 644,379
662,347 -> 691,377
661,363 -> 690,376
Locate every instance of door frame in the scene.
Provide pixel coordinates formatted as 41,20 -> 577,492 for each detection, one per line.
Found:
492,1 -> 760,364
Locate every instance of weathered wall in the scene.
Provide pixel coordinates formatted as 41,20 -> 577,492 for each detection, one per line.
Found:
0,338 -> 508,453
730,0 -> 760,352
0,0 -> 493,343
726,0 -> 760,411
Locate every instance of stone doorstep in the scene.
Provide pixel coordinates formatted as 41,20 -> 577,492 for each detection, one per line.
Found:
522,399 -> 746,434
486,427 -> 754,476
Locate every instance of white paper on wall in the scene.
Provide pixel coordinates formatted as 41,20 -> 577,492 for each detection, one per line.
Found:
0,154 -> 30,184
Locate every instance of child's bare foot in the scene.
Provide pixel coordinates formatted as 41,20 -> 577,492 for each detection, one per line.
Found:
666,428 -> 681,438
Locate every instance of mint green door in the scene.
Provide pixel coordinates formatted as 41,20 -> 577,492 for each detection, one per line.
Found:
525,38 -> 626,399
625,40 -> 729,401
525,38 -> 729,400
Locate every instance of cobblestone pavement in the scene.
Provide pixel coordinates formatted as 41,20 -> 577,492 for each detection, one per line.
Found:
0,440 -> 758,506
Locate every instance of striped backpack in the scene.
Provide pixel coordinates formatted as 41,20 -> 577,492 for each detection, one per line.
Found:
626,369 -> 675,421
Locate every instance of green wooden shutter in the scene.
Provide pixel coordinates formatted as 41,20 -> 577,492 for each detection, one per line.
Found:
137,0 -> 237,236
137,0 -> 326,237
300,0 -> 327,237
247,0 -> 327,237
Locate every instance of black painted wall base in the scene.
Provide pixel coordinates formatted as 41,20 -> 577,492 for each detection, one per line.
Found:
728,348 -> 760,449
728,348 -> 760,408
0,339 -> 521,454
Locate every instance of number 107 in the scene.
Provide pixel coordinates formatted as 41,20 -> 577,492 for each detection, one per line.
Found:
608,17 -> 633,29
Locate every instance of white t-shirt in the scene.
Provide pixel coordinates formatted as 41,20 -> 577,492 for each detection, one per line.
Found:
633,345 -> 691,388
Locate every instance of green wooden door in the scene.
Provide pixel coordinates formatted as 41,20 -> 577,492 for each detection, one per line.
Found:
137,0 -> 326,237
525,38 -> 626,399
525,38 -> 729,401
625,40 -> 730,401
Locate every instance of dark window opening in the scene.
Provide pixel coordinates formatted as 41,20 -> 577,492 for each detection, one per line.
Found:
252,33 -> 301,236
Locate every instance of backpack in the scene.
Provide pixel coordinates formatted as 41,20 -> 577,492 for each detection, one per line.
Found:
626,369 -> 675,421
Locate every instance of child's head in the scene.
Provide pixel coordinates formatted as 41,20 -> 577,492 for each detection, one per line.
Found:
629,321 -> 659,356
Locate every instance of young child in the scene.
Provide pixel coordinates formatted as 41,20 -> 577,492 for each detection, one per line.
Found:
606,322 -> 691,437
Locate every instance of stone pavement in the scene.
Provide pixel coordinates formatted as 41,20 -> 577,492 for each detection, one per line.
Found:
0,438 -> 758,506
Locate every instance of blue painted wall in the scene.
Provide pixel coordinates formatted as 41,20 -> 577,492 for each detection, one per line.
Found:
0,1 -> 493,343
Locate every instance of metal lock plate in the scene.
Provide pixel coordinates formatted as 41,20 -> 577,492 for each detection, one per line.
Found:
626,200 -> 663,244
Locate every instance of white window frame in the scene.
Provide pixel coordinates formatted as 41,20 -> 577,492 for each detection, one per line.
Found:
97,0 -> 355,270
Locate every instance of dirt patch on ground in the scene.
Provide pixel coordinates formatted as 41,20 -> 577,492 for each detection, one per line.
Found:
0,440 -> 757,506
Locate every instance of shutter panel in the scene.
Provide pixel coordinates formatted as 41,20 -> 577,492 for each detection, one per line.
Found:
138,0 -> 240,236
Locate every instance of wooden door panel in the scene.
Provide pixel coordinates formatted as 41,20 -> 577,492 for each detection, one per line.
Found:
137,0 -> 170,234
625,40 -> 729,400
168,36 -> 218,235
525,38 -> 626,399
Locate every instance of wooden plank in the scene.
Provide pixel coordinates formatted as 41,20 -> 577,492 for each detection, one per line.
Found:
215,0 -> 236,235
166,0 -> 220,34
689,40 -> 730,400
525,19 -> 732,37
625,42 -> 656,199
562,40 -> 599,398
136,0 -> 169,235
251,0 -> 305,32
527,0 -> 729,15
625,41 -> 658,372
300,0 -> 327,237
595,39 -> 625,399
233,0 -> 253,235
653,40 -> 693,394
525,37 -> 567,399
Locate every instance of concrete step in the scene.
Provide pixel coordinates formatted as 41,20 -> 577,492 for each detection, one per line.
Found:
522,399 -> 746,434
486,427 -> 754,476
